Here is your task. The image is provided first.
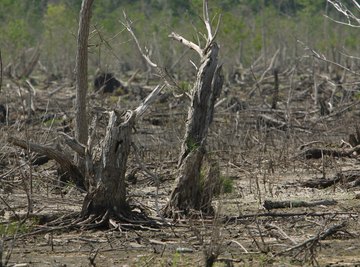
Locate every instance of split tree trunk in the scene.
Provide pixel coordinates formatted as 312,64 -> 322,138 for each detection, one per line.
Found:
80,84 -> 163,218
163,3 -> 223,217
81,111 -> 134,217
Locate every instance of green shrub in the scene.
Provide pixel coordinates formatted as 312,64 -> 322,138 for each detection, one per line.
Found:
220,176 -> 234,194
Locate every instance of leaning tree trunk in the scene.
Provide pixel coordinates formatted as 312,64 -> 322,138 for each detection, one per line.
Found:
163,1 -> 223,217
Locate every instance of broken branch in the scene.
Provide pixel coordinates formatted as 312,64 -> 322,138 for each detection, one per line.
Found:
8,137 -> 85,190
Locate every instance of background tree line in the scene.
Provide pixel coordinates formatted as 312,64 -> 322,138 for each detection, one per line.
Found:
0,0 -> 358,80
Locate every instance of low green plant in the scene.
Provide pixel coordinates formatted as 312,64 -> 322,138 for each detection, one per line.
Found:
219,176 -> 233,194
172,251 -> 181,266
186,137 -> 200,152
42,118 -> 65,127
0,221 -> 32,236
178,81 -> 192,93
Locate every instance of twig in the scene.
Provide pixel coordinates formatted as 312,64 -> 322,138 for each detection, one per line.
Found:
298,40 -> 360,76
168,32 -> 203,56
134,84 -> 165,117
0,195 -> 20,221
131,143 -> 170,226
265,223 -> 297,245
121,13 -> 157,68
229,240 -> 248,253
257,48 -> 280,85
88,249 -> 99,267
0,163 -> 27,180
121,13 -> 182,93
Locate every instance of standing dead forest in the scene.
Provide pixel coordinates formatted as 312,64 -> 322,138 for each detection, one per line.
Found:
0,0 -> 360,266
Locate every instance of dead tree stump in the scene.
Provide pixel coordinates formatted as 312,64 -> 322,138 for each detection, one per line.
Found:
163,1 -> 223,217
81,111 -> 134,217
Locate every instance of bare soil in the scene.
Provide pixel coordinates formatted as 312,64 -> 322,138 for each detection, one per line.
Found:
1,67 -> 360,266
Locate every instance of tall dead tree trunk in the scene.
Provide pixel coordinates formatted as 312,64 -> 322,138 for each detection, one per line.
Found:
163,1 -> 223,217
75,0 -> 93,175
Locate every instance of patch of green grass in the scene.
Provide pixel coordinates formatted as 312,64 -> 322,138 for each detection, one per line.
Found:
219,176 -> 233,194
108,95 -> 119,105
0,221 -> 33,236
179,81 -> 191,93
186,137 -> 200,152
42,118 -> 64,127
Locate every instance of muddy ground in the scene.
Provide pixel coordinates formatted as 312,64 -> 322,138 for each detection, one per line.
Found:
0,65 -> 360,266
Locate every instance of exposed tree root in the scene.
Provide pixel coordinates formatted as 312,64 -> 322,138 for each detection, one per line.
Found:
12,208 -> 164,240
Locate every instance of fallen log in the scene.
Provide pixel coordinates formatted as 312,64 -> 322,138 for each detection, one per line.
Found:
301,170 -> 360,189
297,144 -> 360,159
263,199 -> 337,210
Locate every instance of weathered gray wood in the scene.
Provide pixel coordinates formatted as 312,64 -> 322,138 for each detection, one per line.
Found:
163,3 -> 224,216
81,111 -> 135,217
8,137 -> 85,190
75,0 -> 93,170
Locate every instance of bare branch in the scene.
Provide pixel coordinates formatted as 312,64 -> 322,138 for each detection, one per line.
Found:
353,0 -> 360,11
323,14 -> 360,28
121,12 -> 158,68
134,84 -> 164,117
59,132 -> 86,157
203,0 -> 213,41
258,48 -> 280,84
169,32 -> 203,56
122,12 -> 183,93
339,50 -> 360,60
8,137 -> 85,190
212,14 -> 222,43
277,222 -> 347,256
298,40 -> 360,76
327,0 -> 360,26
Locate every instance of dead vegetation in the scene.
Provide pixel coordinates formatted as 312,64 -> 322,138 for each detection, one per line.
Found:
1,46 -> 360,265
1,2 -> 360,267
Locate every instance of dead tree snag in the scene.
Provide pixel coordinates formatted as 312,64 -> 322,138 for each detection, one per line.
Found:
163,0 -> 223,217
79,84 -> 163,220
75,0 -> 93,170
81,111 -> 133,217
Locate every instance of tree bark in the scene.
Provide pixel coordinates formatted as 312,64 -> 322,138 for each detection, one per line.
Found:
81,111 -> 134,217
80,85 -> 163,218
75,0 -> 93,169
163,37 -> 223,217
